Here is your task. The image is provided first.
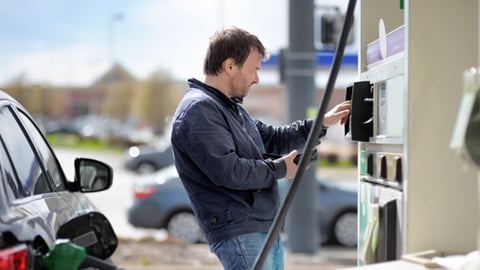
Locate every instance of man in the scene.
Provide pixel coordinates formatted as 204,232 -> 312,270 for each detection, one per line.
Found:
171,26 -> 351,270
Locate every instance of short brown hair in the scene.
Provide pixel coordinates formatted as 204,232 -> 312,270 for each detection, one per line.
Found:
203,26 -> 269,76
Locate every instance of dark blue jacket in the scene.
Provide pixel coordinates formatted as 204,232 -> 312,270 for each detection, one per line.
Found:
171,78 -> 326,244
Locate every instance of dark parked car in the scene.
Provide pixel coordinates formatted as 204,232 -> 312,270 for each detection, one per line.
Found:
0,90 -> 118,269
123,143 -> 174,174
127,165 -> 358,247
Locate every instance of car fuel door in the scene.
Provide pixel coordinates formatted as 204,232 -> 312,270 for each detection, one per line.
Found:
56,211 -> 117,259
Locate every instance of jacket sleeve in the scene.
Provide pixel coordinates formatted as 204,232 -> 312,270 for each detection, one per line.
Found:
172,99 -> 285,190
255,119 -> 327,155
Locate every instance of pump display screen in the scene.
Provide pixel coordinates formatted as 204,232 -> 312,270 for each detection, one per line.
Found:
376,76 -> 404,138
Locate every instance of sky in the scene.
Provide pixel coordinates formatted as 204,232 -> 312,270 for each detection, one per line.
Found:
0,0 -> 351,87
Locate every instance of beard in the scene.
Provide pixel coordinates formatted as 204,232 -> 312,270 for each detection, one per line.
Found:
230,74 -> 250,98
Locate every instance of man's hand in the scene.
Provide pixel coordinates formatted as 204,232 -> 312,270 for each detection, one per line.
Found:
281,150 -> 299,179
323,100 -> 351,127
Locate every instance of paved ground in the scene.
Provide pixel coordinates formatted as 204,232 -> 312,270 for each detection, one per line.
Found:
110,237 -> 358,270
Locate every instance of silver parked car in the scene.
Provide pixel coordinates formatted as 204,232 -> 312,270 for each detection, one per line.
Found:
0,90 -> 118,269
123,144 -> 174,174
127,165 -> 358,247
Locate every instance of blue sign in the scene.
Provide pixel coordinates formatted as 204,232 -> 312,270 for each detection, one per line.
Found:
263,50 -> 358,68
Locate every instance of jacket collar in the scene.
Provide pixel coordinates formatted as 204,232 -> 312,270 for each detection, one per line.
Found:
188,78 -> 244,106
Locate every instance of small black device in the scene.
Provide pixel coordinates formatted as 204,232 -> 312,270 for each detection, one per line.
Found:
293,149 -> 318,165
262,149 -> 318,165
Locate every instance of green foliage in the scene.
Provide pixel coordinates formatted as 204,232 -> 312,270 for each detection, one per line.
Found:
46,134 -> 123,152
317,157 -> 356,168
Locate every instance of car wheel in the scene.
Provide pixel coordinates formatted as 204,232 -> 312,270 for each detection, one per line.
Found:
333,211 -> 357,247
136,162 -> 157,174
167,211 -> 203,244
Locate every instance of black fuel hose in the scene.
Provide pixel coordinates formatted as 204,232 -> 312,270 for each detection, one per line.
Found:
81,254 -> 118,270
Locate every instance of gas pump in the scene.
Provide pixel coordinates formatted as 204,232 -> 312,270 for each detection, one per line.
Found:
349,22 -> 406,265
355,0 -> 479,265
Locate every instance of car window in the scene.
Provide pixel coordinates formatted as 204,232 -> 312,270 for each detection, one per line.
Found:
0,106 -> 51,195
17,110 -> 66,191
0,139 -> 20,203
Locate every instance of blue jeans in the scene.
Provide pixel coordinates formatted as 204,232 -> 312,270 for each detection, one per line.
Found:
209,232 -> 284,270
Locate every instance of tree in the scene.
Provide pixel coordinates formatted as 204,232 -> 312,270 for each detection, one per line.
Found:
131,70 -> 183,134
3,74 -> 29,105
94,64 -> 138,120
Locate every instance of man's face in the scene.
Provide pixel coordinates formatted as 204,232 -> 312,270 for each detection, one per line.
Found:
230,50 -> 261,98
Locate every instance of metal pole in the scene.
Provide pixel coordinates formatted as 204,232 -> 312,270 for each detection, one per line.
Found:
285,0 -> 318,254
251,0 -> 356,268
108,13 -> 124,65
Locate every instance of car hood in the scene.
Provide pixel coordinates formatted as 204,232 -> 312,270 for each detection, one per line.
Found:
126,144 -> 171,158
137,145 -> 162,154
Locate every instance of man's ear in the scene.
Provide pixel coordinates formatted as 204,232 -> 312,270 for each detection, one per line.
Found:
223,58 -> 236,74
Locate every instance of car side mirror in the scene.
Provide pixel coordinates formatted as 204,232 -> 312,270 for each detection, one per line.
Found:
73,158 -> 113,192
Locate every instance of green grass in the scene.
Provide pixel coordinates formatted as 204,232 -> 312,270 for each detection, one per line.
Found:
46,134 -> 124,153
318,158 -> 356,168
